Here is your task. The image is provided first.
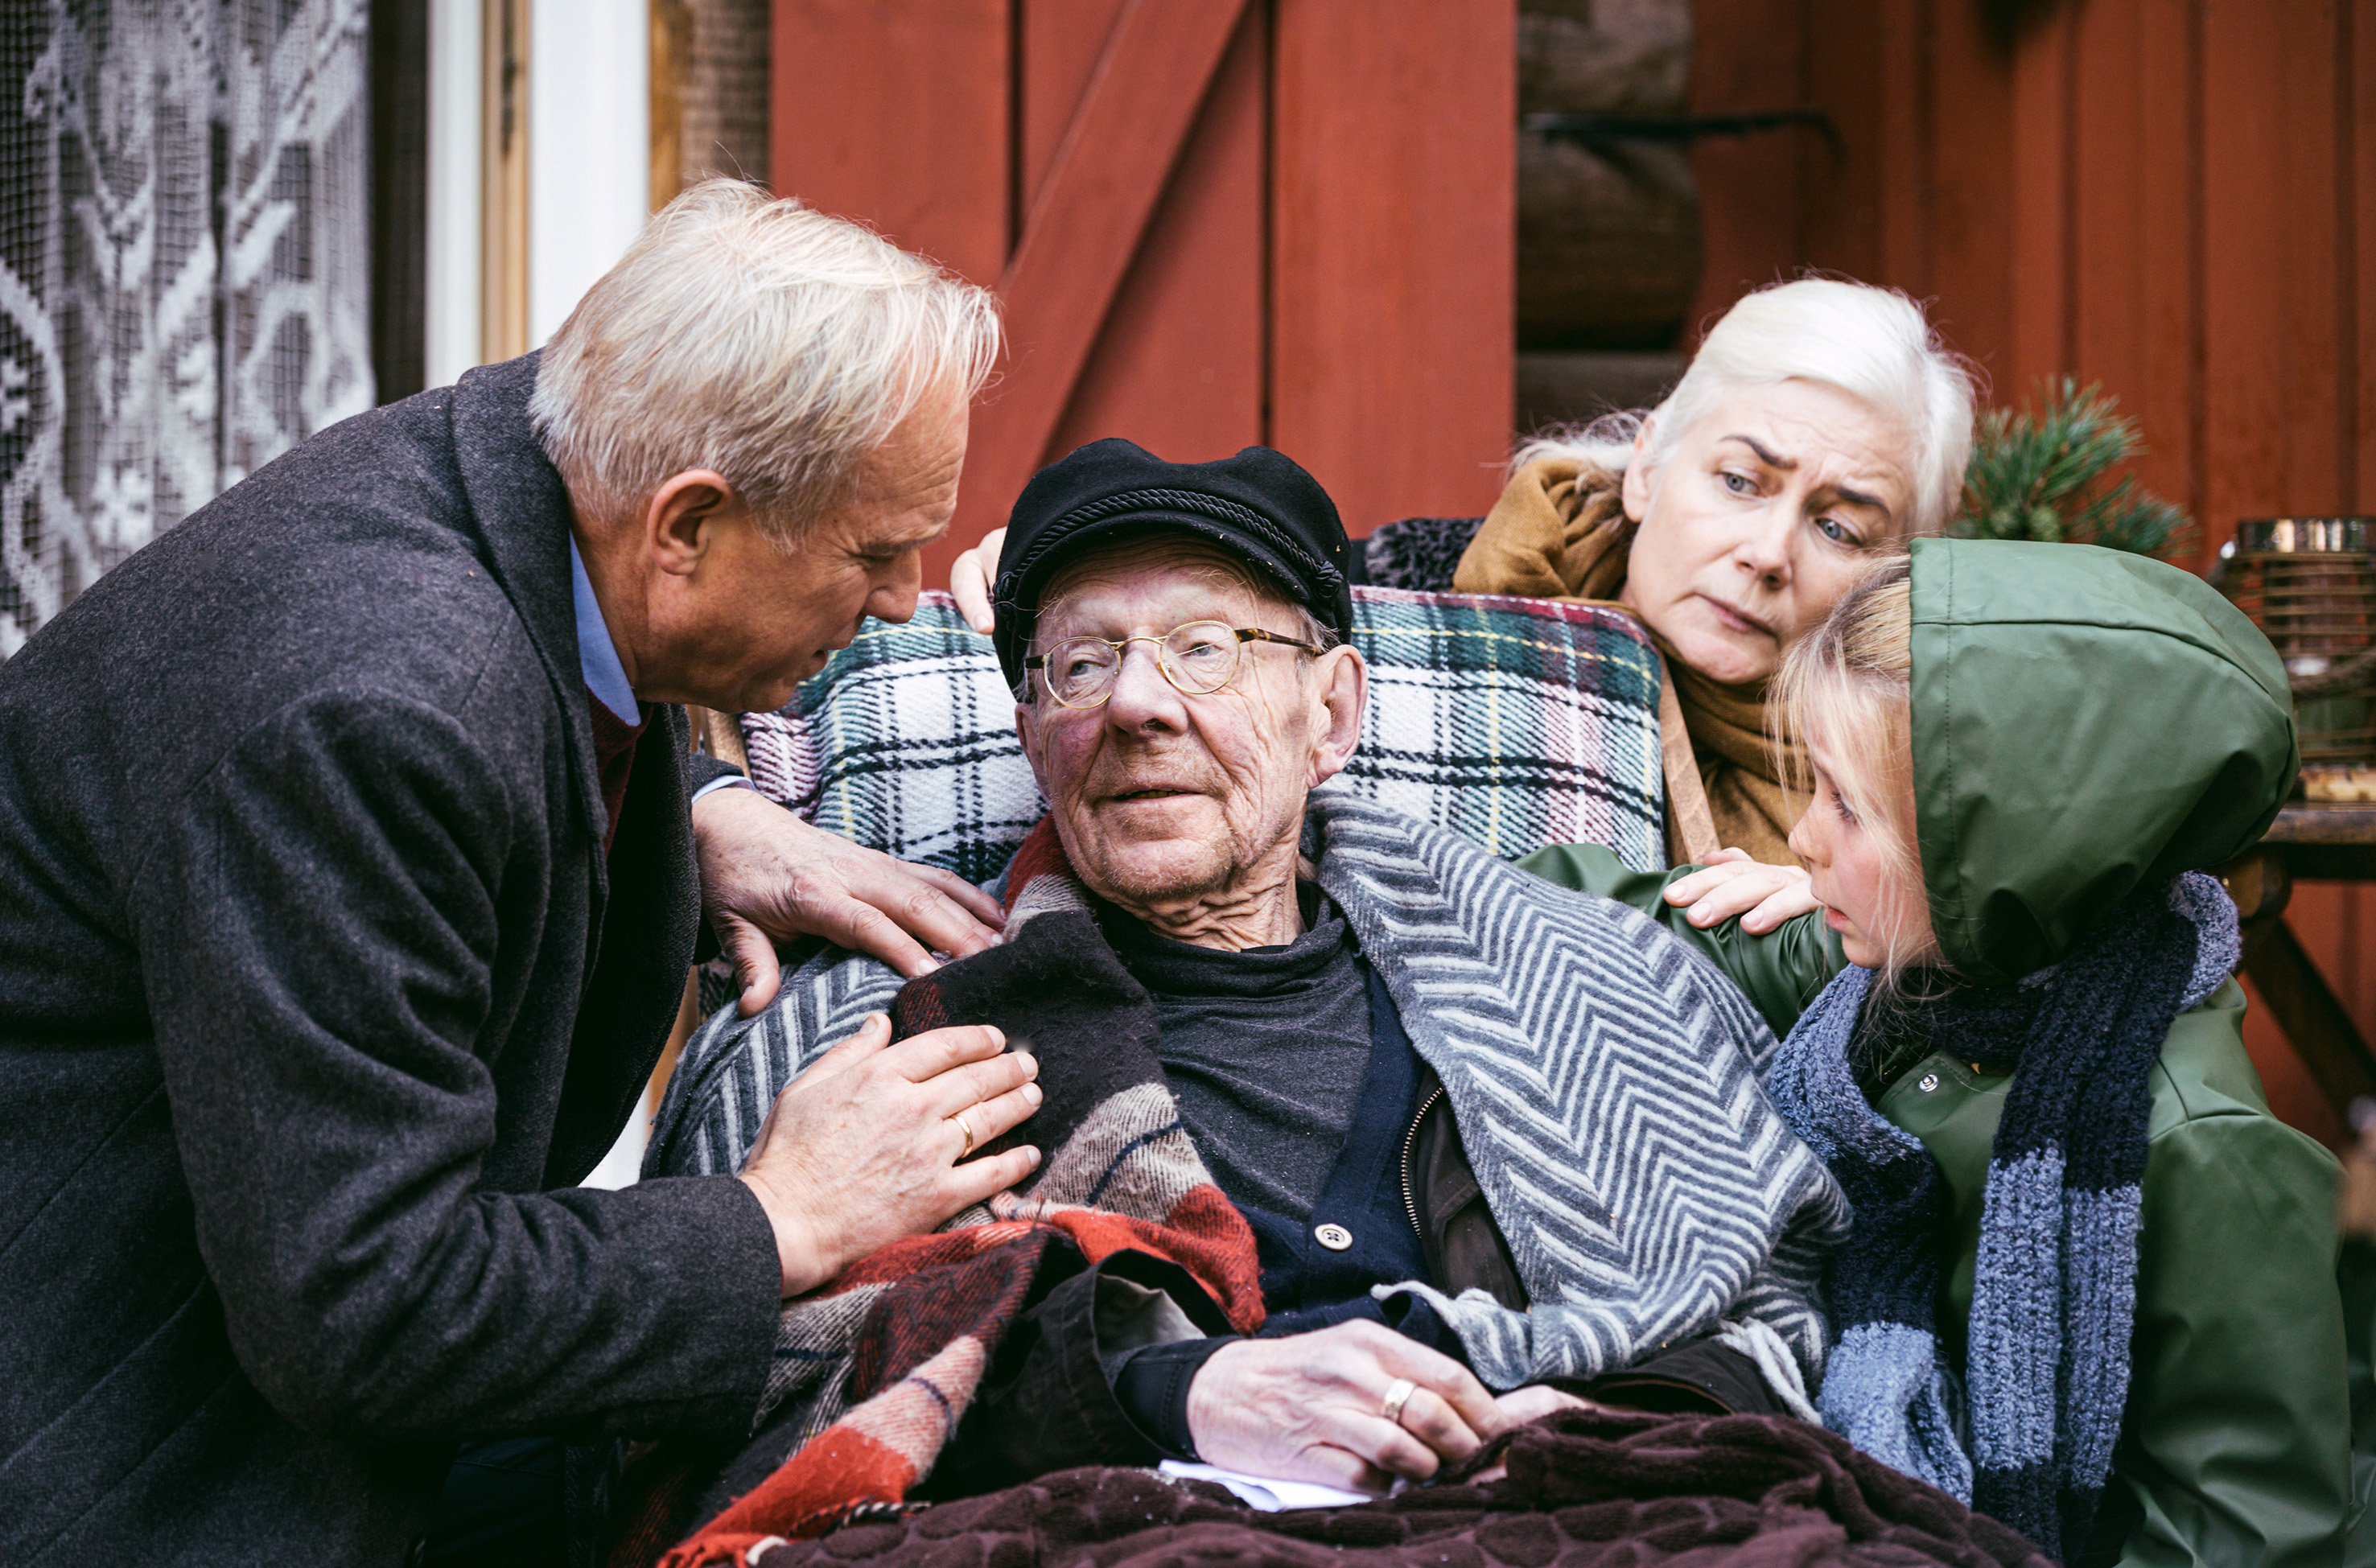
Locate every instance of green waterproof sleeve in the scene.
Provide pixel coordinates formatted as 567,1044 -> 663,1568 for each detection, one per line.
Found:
1515,842 -> 1847,1039
2111,1104 -> 2351,1568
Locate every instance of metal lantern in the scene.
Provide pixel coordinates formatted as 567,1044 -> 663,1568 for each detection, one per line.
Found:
2216,518 -> 2376,798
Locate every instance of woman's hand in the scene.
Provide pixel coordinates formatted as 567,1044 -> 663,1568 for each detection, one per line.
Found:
1185,1320 -> 1508,1492
1662,847 -> 1820,934
950,525 -> 1007,634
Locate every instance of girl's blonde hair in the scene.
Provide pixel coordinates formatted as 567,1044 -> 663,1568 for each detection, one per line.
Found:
1772,554 -> 1942,986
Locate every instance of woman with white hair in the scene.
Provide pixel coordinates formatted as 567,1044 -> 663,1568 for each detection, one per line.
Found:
1457,278 -> 1975,876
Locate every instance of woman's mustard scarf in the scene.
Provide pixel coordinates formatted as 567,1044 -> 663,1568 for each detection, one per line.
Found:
1452,458 -> 1805,866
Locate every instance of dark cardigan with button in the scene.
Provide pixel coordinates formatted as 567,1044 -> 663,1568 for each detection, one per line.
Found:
0,354 -> 778,1563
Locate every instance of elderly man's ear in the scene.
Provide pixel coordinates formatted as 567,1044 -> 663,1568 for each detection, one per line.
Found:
1304,645 -> 1366,790
641,469 -> 744,572
641,467 -> 741,572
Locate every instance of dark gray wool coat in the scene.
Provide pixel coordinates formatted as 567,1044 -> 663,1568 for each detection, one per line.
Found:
0,354 -> 780,1564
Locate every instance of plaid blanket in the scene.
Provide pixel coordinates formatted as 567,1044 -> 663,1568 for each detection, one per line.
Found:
738,587 -> 1665,884
630,910 -> 1268,1568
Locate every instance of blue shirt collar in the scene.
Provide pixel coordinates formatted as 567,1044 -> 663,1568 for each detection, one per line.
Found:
569,537 -> 640,724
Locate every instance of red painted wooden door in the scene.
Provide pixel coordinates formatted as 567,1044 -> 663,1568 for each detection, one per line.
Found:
771,0 -> 1517,582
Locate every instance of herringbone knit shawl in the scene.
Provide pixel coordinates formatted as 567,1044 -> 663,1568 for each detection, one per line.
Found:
648,792 -> 1850,1391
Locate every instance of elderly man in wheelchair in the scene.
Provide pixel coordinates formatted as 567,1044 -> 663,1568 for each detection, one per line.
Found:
638,437 -> 1847,1546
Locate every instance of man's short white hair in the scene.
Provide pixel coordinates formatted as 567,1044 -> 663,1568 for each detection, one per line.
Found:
530,179 -> 1001,537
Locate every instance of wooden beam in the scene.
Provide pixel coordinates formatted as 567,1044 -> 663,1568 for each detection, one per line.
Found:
953,0 -> 1254,539
480,0 -> 531,363
650,0 -> 693,212
1040,5 -> 1266,471
2244,914 -> 2376,1117
1687,0 -> 1808,336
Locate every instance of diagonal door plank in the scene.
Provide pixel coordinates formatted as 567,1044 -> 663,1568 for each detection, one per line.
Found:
954,0 -> 1254,537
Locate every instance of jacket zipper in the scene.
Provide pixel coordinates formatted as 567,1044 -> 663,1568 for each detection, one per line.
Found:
1401,1084 -> 1443,1237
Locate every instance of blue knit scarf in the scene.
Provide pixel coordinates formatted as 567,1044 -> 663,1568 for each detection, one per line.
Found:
1764,873 -> 2238,1558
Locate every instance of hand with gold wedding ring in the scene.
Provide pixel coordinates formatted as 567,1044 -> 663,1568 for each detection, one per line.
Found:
1185,1319 -> 1506,1492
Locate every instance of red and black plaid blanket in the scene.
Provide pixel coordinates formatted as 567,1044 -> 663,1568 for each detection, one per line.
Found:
616,884 -> 1264,1568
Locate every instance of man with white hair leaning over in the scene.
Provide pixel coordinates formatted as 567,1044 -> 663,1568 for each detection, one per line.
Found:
0,181 -> 1044,1564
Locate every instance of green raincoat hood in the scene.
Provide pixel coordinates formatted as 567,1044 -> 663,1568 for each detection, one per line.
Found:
1909,537 -> 2297,984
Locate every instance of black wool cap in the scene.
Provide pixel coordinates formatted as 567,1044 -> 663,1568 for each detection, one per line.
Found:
990,438 -> 1356,689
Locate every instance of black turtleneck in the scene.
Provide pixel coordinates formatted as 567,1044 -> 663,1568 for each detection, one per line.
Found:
1091,883 -> 1372,1223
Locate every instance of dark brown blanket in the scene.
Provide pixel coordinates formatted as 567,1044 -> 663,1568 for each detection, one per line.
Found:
748,1410 -> 2048,1568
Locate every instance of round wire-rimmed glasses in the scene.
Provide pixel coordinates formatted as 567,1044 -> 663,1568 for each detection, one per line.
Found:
1025,619 -> 1328,709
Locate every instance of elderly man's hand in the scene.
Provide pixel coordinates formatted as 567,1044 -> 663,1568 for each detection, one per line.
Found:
1462,1386 -> 1602,1484
1185,1320 -> 1509,1492
693,784 -> 1005,1013
739,1014 -> 1041,1297
949,525 -> 1006,635
1662,848 -> 1822,934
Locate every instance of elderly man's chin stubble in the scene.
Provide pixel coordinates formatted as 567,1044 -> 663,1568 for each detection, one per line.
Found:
1071,773 -> 1242,903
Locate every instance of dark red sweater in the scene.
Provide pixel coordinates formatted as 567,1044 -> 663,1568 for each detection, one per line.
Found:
587,691 -> 646,854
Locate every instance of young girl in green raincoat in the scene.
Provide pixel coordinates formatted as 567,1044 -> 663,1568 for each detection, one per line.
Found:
1526,537 -> 2351,1566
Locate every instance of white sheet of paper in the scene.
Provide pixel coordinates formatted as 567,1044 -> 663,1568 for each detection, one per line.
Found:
1156,1459 -> 1378,1512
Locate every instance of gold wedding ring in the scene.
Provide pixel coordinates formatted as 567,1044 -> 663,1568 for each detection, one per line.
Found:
949,1109 -> 975,1160
1379,1377 -> 1418,1427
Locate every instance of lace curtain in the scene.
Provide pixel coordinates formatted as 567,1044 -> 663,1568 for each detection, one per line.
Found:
0,0 -> 374,654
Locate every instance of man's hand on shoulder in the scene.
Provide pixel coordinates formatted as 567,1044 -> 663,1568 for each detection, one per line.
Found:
739,1014 -> 1042,1297
691,784 -> 1005,1013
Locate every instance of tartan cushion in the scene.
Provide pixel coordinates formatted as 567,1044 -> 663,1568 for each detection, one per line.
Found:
739,586 -> 1666,885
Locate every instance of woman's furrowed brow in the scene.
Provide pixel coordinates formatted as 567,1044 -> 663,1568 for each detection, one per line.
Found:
1720,434 -> 1792,468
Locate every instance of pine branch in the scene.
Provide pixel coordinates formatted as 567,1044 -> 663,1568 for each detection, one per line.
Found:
1952,378 -> 2192,558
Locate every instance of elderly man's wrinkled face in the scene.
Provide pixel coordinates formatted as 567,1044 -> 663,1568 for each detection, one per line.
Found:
1016,538 -> 1365,923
